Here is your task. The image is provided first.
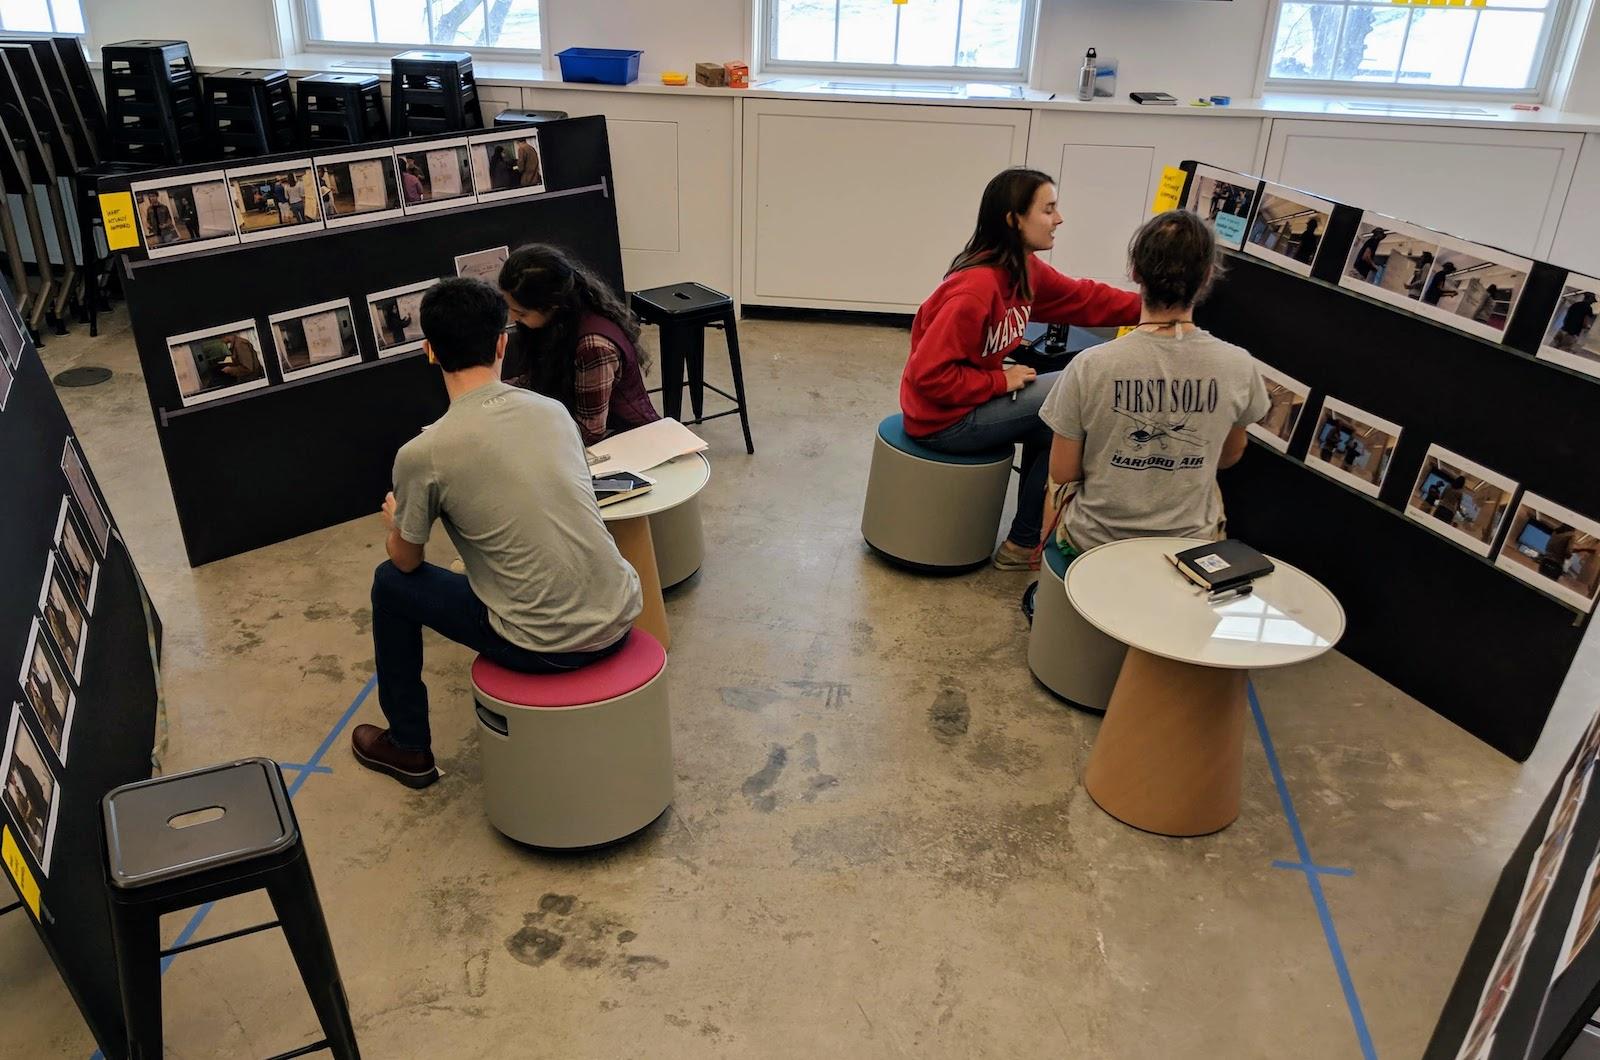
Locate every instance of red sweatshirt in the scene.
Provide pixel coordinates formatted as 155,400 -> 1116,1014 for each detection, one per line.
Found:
899,258 -> 1141,436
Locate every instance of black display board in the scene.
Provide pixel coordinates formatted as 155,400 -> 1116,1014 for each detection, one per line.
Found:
1178,162 -> 1597,763
0,275 -> 161,1058
107,116 -> 624,565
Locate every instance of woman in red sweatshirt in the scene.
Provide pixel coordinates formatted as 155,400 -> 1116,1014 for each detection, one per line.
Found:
901,167 -> 1140,569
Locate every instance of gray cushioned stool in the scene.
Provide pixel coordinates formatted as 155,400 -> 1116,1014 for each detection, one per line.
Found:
861,413 -> 1014,570
472,630 -> 672,849
1028,539 -> 1127,713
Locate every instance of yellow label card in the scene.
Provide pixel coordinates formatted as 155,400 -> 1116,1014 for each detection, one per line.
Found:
1152,166 -> 1187,214
98,191 -> 140,251
2,826 -> 41,919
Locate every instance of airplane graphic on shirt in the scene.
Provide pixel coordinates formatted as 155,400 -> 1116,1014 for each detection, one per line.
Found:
1110,409 -> 1208,471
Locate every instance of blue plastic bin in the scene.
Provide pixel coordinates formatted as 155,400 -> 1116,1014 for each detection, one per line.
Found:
556,48 -> 643,85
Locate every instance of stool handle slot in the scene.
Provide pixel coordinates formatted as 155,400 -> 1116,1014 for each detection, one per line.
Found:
167,805 -> 226,829
475,702 -> 509,736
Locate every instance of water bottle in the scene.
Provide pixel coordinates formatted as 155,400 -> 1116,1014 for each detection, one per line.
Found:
1077,48 -> 1097,102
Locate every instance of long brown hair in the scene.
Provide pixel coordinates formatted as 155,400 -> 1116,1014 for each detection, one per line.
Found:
949,167 -> 1055,301
497,243 -> 644,412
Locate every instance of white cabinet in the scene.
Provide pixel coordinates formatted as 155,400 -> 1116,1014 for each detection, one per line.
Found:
1263,119 -> 1584,258
741,99 -> 1032,312
1550,134 -> 1600,277
517,89 -> 739,295
1025,112 -> 1268,285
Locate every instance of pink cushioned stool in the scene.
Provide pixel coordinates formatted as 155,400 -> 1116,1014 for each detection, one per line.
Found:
471,630 -> 673,848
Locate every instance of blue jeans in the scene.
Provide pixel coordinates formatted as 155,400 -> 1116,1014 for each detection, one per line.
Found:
919,371 -> 1060,549
371,561 -> 627,752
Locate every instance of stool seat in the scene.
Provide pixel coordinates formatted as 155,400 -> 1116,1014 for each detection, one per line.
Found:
1028,539 -> 1126,713
1042,537 -> 1069,578
471,631 -> 664,708
876,413 -> 1012,465
633,281 -> 733,321
104,759 -> 294,888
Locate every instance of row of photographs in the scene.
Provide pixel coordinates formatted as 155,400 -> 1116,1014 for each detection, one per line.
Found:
3,439 -> 113,878
165,247 -> 508,407
1453,709 -> 1600,1059
132,127 -> 547,259
0,297 -> 26,412
1187,164 -> 1600,383
1247,364 -> 1600,614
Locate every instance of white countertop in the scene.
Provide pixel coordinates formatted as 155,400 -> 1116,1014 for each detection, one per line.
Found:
1065,536 -> 1346,671
191,52 -> 1600,135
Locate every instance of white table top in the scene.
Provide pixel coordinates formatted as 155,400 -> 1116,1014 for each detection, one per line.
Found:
599,453 -> 710,521
1065,536 -> 1345,671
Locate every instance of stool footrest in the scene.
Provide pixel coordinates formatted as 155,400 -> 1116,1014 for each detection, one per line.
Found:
159,918 -> 281,957
264,1039 -> 331,1059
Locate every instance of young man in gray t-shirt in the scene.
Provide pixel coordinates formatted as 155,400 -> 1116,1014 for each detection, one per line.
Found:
1039,209 -> 1270,554
352,278 -> 642,789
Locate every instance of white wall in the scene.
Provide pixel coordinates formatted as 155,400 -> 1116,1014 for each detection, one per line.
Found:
542,0 -> 747,75
80,0 -> 288,59
1031,0 -> 1275,101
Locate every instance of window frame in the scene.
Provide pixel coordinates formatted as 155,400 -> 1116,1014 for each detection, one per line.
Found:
1258,0 -> 1577,101
758,0 -> 1039,83
294,0 -> 545,59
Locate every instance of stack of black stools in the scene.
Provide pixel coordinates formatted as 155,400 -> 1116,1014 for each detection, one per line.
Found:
101,40 -> 206,165
295,72 -> 388,149
204,68 -> 295,160
389,50 -> 482,136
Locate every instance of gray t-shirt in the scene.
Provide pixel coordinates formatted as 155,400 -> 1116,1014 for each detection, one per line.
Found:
1040,328 -> 1269,551
392,381 -> 641,653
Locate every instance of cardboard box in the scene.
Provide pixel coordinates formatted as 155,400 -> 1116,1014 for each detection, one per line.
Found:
724,61 -> 749,89
695,62 -> 727,88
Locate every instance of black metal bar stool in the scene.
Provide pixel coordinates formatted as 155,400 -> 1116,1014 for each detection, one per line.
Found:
101,40 -> 206,165
389,50 -> 482,136
295,73 -> 387,149
630,282 -> 755,454
204,68 -> 295,160
101,758 -> 360,1059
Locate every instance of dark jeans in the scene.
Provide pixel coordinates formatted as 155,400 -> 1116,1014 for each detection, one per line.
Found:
919,371 -> 1060,549
371,561 -> 627,752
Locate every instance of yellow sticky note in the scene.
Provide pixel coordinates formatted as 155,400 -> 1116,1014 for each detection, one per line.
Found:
2,827 -> 41,920
1151,165 -> 1186,214
98,191 -> 140,251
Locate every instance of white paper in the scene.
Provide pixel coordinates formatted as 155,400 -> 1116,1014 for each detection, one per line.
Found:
428,150 -> 462,196
586,419 -> 709,475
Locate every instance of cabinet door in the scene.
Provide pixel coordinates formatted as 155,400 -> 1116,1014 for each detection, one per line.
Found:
742,99 -> 1031,312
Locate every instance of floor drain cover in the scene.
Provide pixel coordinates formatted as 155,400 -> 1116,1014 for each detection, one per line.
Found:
54,366 -> 112,387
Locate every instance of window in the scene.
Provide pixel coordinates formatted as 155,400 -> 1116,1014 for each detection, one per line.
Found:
1266,0 -> 1567,94
763,0 -> 1036,79
304,0 -> 540,52
0,0 -> 84,34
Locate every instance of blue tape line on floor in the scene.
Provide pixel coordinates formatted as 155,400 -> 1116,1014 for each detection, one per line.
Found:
1250,681 -> 1377,1060
88,674 -> 377,1060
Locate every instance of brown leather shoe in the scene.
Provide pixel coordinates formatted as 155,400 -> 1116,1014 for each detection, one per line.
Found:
351,724 -> 438,789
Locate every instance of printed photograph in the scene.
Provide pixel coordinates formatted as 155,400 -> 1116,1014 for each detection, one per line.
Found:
1244,184 -> 1335,277
1560,848 -> 1600,976
130,172 -> 238,258
1341,215 -> 1441,310
1495,492 -> 1600,613
17,621 -> 73,762
1304,397 -> 1403,498
38,554 -> 87,679
54,497 -> 98,612
0,296 -> 22,368
455,246 -> 508,284
166,320 -> 269,407
269,299 -> 361,380
2,707 -> 59,875
1246,362 -> 1310,453
468,129 -> 546,202
1404,446 -> 1518,558
367,279 -> 436,357
61,438 -> 110,556
315,149 -> 404,228
1185,164 -> 1258,250
1420,239 -> 1529,341
1540,273 -> 1600,379
225,160 -> 324,242
0,350 -> 11,412
396,139 -> 475,214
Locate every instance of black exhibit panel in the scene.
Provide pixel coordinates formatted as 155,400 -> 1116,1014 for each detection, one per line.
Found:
108,116 -> 624,565
0,275 -> 161,1058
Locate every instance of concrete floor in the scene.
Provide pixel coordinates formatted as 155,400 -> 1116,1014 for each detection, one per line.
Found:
4,304 -> 1599,1059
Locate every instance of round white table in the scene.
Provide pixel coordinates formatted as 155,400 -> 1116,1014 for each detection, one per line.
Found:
1066,536 -> 1345,836
599,453 -> 710,650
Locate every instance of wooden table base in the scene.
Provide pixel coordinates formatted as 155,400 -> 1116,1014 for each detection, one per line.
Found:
1083,648 -> 1248,837
608,515 -> 671,651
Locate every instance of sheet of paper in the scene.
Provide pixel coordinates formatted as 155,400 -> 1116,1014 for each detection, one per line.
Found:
1151,166 -> 1186,214
428,150 -> 461,196
351,159 -> 388,210
2,826 -> 40,918
100,192 -> 139,250
1214,211 -> 1249,245
587,418 -> 709,474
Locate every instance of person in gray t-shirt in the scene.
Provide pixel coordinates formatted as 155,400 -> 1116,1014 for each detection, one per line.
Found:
1040,209 -> 1269,554
352,278 -> 643,789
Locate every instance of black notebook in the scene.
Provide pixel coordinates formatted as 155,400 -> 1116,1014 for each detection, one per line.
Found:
1129,91 -> 1178,105
1169,540 -> 1275,593
593,471 -> 654,507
